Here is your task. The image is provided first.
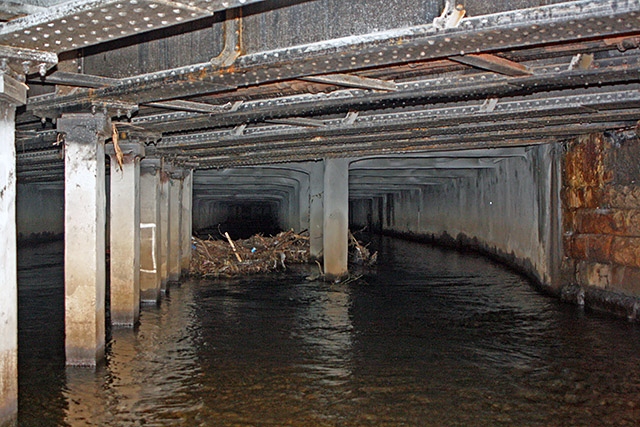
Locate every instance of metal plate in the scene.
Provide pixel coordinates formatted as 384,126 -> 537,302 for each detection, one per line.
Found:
0,0 -> 211,53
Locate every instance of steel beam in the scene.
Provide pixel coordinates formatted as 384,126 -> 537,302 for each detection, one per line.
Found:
156,88 -> 640,153
26,0 -> 640,117
127,51 -> 640,135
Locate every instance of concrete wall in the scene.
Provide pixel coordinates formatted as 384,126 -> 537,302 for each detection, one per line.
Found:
16,182 -> 64,242
350,144 -> 563,290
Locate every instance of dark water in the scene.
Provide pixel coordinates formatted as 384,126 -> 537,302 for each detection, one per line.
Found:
17,237 -> 640,426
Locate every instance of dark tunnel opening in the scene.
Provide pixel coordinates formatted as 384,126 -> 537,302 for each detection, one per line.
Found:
193,201 -> 283,240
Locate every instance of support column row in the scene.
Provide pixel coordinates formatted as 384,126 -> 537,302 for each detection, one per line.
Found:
59,113 -> 194,365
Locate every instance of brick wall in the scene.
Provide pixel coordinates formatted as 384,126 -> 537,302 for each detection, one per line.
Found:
563,132 -> 640,300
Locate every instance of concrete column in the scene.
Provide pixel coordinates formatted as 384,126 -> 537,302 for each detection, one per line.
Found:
323,158 -> 349,281
58,113 -> 111,366
159,165 -> 170,291
180,169 -> 193,275
168,169 -> 184,282
139,159 -> 162,304
309,160 -> 324,261
299,174 -> 311,235
106,143 -> 145,326
0,72 -> 26,427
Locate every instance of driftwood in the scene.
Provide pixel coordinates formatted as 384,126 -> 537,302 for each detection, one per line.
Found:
190,230 -> 310,278
190,229 -> 377,279
349,230 -> 378,266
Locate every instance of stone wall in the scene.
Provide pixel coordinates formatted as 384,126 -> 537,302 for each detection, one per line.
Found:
562,132 -> 640,318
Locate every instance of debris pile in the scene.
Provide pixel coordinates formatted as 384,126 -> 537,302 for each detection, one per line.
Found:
190,230 -> 310,278
190,229 -> 378,279
349,231 -> 378,266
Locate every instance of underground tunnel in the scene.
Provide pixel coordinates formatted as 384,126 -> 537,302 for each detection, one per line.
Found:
4,0 -> 640,425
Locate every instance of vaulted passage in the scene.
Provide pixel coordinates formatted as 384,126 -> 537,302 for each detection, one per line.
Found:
4,0 -> 640,425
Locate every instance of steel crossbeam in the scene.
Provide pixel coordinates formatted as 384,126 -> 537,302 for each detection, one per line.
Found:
156,87 -> 640,151
127,52 -> 640,134
25,0 -> 640,117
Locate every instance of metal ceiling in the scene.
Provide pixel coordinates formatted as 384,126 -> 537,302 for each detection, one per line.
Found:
7,0 -> 640,181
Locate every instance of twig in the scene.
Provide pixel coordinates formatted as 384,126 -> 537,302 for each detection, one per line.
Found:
224,231 -> 243,262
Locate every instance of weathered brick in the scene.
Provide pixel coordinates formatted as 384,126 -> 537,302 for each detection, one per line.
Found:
567,234 -> 588,260
575,209 -> 618,234
603,185 -> 640,209
564,134 -> 610,188
576,261 -> 611,289
627,210 -> 640,236
611,265 -> 640,296
582,186 -> 603,208
563,187 -> 583,209
572,209 -> 640,237
563,187 -> 603,209
612,236 -> 640,268
588,234 -> 614,263
563,209 -> 576,233
566,234 -> 614,263
615,210 -> 640,236
563,234 -> 573,256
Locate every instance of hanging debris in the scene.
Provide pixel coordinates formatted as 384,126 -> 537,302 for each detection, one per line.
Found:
111,123 -> 124,171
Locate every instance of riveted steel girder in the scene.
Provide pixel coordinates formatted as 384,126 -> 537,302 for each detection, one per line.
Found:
156,87 -> 640,154
125,51 -> 640,135
25,0 -> 640,118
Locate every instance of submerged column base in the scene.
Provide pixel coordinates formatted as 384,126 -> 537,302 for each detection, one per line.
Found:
0,349 -> 17,427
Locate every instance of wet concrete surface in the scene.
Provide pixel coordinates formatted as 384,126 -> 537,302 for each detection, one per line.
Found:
17,237 -> 640,426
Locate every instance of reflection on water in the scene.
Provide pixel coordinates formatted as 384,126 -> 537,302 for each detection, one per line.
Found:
18,237 -> 640,426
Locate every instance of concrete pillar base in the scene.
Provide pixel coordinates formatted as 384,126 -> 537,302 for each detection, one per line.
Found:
0,349 -> 17,427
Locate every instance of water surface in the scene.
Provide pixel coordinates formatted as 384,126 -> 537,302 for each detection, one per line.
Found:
18,237 -> 640,426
